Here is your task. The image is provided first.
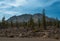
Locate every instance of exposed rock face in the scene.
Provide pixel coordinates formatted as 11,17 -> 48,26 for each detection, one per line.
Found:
7,13 -> 55,23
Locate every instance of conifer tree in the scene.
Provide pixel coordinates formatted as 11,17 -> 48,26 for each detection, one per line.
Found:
2,16 -> 6,28
0,22 -> 1,26
23,21 -> 26,28
55,18 -> 59,28
38,18 -> 41,28
42,9 -> 47,30
10,20 -> 13,28
5,21 -> 9,28
29,16 -> 34,30
15,16 -> 19,28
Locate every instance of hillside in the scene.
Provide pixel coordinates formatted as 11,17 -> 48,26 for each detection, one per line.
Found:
7,13 -> 55,23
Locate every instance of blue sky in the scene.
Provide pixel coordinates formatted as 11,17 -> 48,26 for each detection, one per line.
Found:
0,0 -> 60,20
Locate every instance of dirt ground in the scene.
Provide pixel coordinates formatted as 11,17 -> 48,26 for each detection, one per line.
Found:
0,37 -> 60,41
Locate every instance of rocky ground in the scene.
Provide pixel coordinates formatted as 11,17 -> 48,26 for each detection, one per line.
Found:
0,26 -> 60,40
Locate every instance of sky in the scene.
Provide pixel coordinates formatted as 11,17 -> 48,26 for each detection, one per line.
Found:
0,0 -> 60,20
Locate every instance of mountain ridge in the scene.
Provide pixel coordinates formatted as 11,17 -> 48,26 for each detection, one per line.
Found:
7,13 -> 55,23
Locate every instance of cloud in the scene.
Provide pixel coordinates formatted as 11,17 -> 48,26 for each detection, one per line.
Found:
0,0 -> 58,8
23,0 -> 57,7
0,0 -> 60,13
0,0 -> 60,20
0,0 -> 27,7
0,10 -> 22,20
0,0 -> 58,12
0,10 -> 21,15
